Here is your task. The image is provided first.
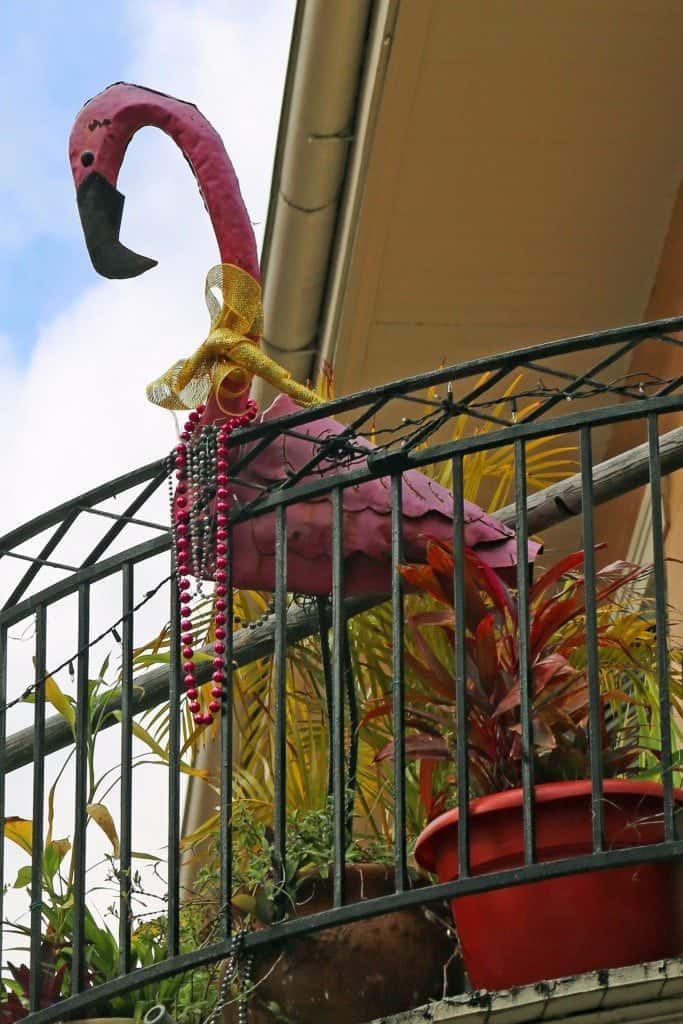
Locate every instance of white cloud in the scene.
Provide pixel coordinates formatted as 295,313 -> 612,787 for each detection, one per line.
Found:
1,0 -> 295,934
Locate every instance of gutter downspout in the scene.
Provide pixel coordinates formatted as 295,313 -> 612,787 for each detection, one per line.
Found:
255,0 -> 398,406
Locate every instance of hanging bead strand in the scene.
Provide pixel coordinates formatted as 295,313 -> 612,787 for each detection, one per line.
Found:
173,398 -> 258,728
174,404 -> 205,723
208,398 -> 258,725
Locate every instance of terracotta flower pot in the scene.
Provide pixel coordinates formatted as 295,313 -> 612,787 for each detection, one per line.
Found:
224,863 -> 462,1024
415,780 -> 683,991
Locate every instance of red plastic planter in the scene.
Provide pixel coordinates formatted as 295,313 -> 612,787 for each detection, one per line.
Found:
415,780 -> 683,990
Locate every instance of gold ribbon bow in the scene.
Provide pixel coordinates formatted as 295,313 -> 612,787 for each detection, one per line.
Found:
146,264 -> 320,412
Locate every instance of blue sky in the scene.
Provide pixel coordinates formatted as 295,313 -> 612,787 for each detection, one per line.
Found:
1,3 -> 135,356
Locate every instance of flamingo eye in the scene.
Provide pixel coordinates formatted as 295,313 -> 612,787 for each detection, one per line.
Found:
81,151 -> 95,167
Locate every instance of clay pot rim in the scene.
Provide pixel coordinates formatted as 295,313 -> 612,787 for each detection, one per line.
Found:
288,861 -> 428,904
59,1018 -> 137,1024
414,778 -> 683,873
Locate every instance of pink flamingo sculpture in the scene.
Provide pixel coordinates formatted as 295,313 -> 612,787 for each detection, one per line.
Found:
70,84 -> 539,721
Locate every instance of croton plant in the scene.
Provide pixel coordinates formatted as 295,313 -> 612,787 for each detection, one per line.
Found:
366,542 -> 681,820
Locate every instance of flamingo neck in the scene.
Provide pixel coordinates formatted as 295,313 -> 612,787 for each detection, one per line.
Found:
151,111 -> 260,280
137,101 -> 261,417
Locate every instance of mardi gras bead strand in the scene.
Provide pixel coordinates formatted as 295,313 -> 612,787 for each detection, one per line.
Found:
173,398 -> 258,726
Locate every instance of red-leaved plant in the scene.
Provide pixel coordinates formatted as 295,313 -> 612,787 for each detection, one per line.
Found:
365,542 -> 668,821
0,942 -> 67,1024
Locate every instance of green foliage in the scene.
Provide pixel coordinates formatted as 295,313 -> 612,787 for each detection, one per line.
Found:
1,666 -> 217,1023
362,540 -> 683,820
0,894 -> 221,1024
228,800 -> 398,925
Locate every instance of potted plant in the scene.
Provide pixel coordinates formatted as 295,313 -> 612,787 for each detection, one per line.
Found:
1,817 -> 221,1024
218,800 -> 462,1024
366,541 -> 683,990
1,669 -> 220,1024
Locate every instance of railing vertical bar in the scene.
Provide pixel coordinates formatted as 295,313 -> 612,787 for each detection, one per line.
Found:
273,505 -> 288,896
219,527 -> 235,940
580,427 -> 604,852
316,598 -> 334,798
342,627 -> 359,833
331,487 -> 346,908
167,578 -> 181,955
118,564 -> 134,974
514,440 -> 535,865
391,474 -> 408,892
29,605 -> 47,1013
72,583 -> 90,995
0,626 -> 7,971
648,414 -> 674,840
452,454 -> 470,878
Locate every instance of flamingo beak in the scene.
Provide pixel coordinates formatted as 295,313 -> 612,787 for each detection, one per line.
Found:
76,172 -> 158,279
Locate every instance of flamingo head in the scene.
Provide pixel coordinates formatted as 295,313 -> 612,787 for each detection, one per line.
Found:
69,82 -> 259,282
69,82 -> 165,279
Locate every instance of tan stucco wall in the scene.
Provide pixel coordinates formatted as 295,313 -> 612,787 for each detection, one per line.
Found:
594,179 -> 683,614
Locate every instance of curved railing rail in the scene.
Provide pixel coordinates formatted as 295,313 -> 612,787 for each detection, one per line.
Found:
2,317 -> 683,1023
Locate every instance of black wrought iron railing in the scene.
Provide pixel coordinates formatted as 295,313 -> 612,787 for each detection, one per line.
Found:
2,317 -> 683,1023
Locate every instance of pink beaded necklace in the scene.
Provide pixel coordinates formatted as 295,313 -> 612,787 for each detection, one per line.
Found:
173,398 -> 259,727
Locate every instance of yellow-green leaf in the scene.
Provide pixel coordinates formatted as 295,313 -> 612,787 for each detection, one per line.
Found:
4,817 -> 32,854
46,837 -> 71,861
129,718 -> 165,759
44,674 -> 75,729
86,803 -> 120,857
113,713 -> 210,780
13,865 -> 32,889
180,811 -> 219,849
43,838 -> 71,881
231,894 -> 257,915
